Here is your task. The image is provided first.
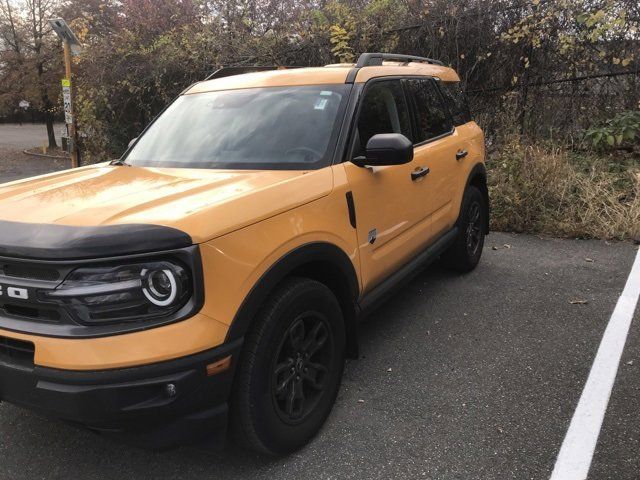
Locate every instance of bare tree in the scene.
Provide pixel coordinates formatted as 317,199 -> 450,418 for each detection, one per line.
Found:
0,0 -> 62,148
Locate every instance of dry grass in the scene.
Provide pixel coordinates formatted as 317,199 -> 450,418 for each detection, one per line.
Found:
488,138 -> 640,240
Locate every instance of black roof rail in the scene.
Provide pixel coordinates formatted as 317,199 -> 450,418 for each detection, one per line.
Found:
204,65 -> 303,81
355,52 -> 444,68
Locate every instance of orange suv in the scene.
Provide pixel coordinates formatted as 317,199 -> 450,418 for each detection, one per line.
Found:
0,53 -> 488,454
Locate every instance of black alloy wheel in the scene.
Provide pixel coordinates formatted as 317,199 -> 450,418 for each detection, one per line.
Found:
230,277 -> 345,455
440,185 -> 487,272
465,200 -> 483,258
271,312 -> 334,424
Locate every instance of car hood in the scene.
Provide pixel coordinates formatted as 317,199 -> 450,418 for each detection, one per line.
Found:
0,164 -> 333,244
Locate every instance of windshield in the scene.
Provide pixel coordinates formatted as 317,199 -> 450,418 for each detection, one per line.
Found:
125,85 -> 349,170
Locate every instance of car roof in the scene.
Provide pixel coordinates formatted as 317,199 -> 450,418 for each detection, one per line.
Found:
185,62 -> 461,95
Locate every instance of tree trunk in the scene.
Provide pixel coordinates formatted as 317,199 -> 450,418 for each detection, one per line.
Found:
45,114 -> 57,149
40,84 -> 57,148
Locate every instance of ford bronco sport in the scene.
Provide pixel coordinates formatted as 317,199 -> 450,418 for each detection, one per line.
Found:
0,53 -> 488,454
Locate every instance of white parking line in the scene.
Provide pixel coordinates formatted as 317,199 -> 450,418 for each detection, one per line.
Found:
550,247 -> 640,480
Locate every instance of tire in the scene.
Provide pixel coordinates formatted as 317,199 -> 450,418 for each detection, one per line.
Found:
229,277 -> 345,455
440,185 -> 487,272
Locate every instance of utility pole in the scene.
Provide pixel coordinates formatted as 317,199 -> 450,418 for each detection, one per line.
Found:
62,41 -> 78,168
49,18 -> 82,168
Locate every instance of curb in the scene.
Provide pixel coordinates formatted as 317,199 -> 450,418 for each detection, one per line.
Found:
22,149 -> 70,160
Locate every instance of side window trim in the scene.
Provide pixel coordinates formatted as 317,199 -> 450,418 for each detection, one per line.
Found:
403,76 -> 456,148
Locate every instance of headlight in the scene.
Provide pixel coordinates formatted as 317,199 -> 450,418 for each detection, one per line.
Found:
41,260 -> 191,325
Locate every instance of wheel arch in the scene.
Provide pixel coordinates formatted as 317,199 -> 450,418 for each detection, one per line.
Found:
465,162 -> 490,234
225,242 -> 361,359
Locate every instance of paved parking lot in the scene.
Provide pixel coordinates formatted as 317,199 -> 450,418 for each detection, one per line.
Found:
0,123 -> 64,149
1,232 -> 638,479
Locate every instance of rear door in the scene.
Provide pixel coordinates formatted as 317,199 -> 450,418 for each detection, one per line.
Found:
404,78 -> 461,240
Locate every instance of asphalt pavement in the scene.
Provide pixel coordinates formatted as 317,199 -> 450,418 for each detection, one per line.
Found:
0,232 -> 638,479
0,123 -> 64,149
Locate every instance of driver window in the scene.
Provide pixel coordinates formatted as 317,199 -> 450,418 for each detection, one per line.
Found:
353,80 -> 412,158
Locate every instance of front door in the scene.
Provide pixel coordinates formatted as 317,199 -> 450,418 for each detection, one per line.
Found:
342,79 -> 431,293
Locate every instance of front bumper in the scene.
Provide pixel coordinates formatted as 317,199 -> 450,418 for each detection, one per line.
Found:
0,338 -> 242,448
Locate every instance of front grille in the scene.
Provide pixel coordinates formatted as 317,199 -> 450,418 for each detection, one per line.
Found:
0,257 -> 68,326
1,263 -> 60,281
0,336 -> 35,368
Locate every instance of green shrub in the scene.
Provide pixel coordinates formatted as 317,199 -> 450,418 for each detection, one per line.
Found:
585,111 -> 640,151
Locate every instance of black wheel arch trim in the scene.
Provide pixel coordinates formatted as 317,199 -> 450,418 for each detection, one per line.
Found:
464,163 -> 490,234
225,242 -> 360,357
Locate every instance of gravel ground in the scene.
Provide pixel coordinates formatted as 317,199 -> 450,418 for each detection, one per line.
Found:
0,147 -> 69,184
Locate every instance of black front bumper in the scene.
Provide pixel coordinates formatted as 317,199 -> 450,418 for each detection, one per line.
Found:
0,338 -> 242,448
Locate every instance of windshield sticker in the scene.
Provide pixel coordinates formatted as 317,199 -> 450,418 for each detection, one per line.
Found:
314,98 -> 328,110
320,91 -> 333,96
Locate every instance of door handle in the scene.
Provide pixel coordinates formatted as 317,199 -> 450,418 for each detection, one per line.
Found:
456,150 -> 468,160
411,166 -> 430,181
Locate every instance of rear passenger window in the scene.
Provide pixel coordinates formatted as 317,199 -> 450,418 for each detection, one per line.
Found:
440,82 -> 472,126
405,78 -> 453,143
354,80 -> 412,156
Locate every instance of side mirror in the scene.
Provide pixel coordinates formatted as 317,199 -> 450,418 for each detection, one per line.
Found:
128,137 -> 138,148
353,133 -> 414,167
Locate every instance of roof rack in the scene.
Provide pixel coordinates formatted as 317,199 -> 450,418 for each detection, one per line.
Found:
204,65 -> 303,81
355,53 -> 444,68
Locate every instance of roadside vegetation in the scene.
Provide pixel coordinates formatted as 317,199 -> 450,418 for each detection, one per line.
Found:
0,0 -> 638,240
489,138 -> 639,240
486,106 -> 640,241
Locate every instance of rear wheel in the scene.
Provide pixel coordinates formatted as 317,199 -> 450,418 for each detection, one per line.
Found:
229,278 -> 345,455
440,185 -> 487,272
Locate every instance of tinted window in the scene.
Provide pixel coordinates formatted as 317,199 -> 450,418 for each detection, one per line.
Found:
353,80 -> 412,157
125,85 -> 348,170
441,82 -> 472,126
405,78 -> 453,143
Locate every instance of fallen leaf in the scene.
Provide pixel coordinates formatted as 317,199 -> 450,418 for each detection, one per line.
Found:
569,299 -> 588,305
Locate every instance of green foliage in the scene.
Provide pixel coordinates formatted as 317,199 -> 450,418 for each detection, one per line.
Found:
585,111 -> 640,150
329,25 -> 354,62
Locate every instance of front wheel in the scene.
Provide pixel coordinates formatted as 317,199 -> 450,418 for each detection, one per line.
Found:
229,278 -> 345,455
440,185 -> 487,272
